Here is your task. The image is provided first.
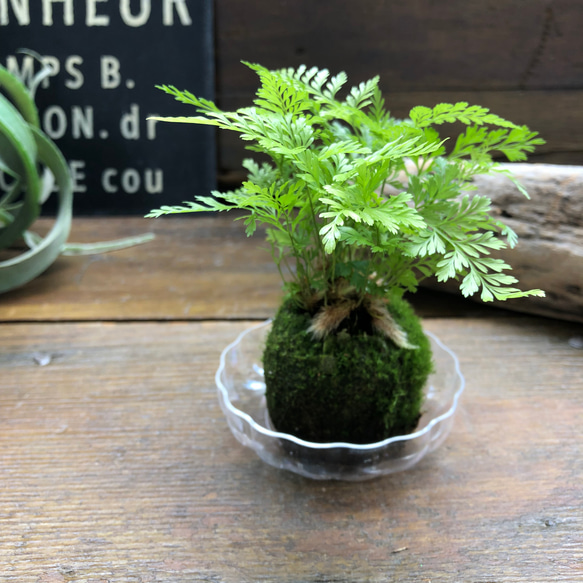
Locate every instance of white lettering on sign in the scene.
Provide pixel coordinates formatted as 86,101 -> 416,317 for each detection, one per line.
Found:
71,107 -> 94,138
5,54 -> 35,85
6,54 -> 84,89
102,168 -> 163,194
86,0 -> 108,26
120,104 -> 140,140
120,0 -> 150,27
43,105 -> 67,139
163,0 -> 191,25
100,55 -> 121,89
146,117 -> 158,140
39,55 -> 60,87
64,55 -> 84,89
69,160 -> 87,193
42,105 -> 94,140
0,0 -> 192,26
42,0 -> 74,26
0,0 -> 29,24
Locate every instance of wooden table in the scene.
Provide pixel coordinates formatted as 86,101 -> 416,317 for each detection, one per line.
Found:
1,217 -> 581,582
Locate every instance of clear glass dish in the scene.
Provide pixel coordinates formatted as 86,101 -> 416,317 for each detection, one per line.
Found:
216,320 -> 465,481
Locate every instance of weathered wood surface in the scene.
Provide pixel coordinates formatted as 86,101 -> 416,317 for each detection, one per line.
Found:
423,164 -> 583,323
1,215 -> 582,581
214,0 -> 583,175
2,185 -> 581,324
0,217 -> 282,322
1,316 -> 582,582
216,0 -> 581,93
0,217 -> 515,322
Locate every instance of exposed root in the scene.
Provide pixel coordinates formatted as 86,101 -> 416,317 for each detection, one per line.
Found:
308,290 -> 418,349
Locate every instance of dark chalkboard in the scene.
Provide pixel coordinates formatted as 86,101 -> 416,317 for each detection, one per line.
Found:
0,0 -> 215,215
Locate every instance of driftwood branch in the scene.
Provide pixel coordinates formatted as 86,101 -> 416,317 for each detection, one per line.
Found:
423,163 -> 583,323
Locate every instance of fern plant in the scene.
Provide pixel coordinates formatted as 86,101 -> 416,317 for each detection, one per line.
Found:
148,62 -> 544,309
148,62 -> 545,444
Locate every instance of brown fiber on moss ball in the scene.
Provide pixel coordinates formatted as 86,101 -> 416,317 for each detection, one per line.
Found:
263,294 -> 433,444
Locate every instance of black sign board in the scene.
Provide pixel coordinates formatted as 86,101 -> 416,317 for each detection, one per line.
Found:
0,0 -> 215,215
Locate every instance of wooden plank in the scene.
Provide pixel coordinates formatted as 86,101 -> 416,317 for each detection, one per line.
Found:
215,0 -> 582,94
0,217 -> 282,322
212,0 -> 583,173
214,0 -> 583,170
0,217 -> 513,323
0,317 -> 581,581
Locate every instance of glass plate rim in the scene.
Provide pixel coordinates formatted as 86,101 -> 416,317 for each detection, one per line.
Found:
215,319 -> 465,451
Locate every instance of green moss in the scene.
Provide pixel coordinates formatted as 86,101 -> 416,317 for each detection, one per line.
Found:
263,295 -> 433,444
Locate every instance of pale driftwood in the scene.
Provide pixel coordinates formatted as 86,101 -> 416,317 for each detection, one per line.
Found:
423,163 -> 583,323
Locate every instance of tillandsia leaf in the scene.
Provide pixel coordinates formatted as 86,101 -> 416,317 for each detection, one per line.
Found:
9,49 -> 56,104
0,61 -> 41,127
0,61 -> 153,293
148,62 -> 546,305
0,125 -> 72,293
60,233 -> 156,256
0,78 -> 42,249
22,228 -> 155,257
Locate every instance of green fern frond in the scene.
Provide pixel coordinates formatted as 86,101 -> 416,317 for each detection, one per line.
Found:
410,102 -> 518,129
148,63 -> 546,303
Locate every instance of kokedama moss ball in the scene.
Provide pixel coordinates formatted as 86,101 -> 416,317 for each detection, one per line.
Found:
263,294 -> 433,444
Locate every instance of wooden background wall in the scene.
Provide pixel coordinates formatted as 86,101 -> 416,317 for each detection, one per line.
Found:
214,0 -> 582,184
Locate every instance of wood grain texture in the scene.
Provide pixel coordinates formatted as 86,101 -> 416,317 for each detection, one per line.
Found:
214,0 -> 583,173
476,164 -> 583,321
215,0 -> 581,93
0,217 -> 282,322
0,217 -> 516,323
1,317 -> 582,582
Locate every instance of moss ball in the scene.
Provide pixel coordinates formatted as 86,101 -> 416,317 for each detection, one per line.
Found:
263,294 -> 433,444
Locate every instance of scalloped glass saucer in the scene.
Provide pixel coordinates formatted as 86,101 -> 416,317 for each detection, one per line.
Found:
216,320 -> 465,481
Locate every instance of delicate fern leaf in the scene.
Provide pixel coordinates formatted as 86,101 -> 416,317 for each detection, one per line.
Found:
320,216 -> 344,253
242,213 -> 257,237
242,159 -> 279,187
323,72 -> 348,99
155,85 -> 213,109
370,86 -> 389,124
435,249 -> 471,281
410,102 -> 518,129
336,226 -> 385,253
493,288 -> 545,300
247,64 -> 311,116
345,76 -> 380,109
497,126 -> 546,162
460,270 -> 482,297
363,195 -> 426,233
450,124 -> 545,165
459,265 -> 545,303
318,139 -> 371,160
405,230 -> 447,257
148,115 -> 222,126
149,63 -> 544,304
360,135 -> 445,166
308,68 -> 330,93
409,106 -> 433,128
493,220 -> 519,248
145,201 -> 216,217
